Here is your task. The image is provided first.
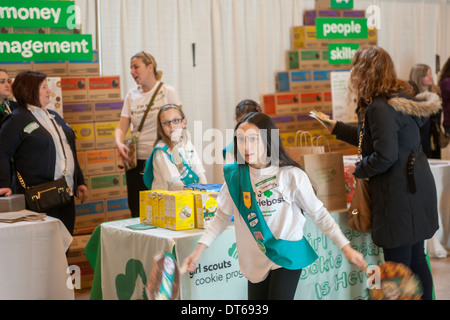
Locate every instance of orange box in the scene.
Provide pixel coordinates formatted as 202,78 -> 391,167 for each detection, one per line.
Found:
61,77 -> 88,102
87,76 -> 121,101
276,93 -> 302,115
85,149 -> 116,175
262,94 -> 276,114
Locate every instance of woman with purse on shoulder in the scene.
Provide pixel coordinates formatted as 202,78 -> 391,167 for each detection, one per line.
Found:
0,71 -> 88,235
324,47 -> 440,300
143,104 -> 206,190
115,51 -> 182,217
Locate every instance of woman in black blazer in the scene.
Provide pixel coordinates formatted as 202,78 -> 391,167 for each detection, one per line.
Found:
0,71 -> 88,234
0,69 -> 17,129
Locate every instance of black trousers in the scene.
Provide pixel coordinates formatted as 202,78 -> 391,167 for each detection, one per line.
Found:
125,159 -> 147,218
248,268 -> 302,300
383,241 -> 434,300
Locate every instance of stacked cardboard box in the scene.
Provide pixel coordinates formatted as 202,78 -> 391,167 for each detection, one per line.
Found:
262,0 -> 377,153
1,24 -> 129,290
62,73 -> 131,235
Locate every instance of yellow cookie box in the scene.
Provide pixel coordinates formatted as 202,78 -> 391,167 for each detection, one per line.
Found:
191,191 -> 218,229
139,190 -> 196,231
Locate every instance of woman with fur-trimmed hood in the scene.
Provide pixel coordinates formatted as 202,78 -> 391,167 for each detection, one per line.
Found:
327,47 -> 440,300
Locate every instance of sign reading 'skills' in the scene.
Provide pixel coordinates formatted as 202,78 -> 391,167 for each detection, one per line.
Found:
316,18 -> 368,39
328,43 -> 359,64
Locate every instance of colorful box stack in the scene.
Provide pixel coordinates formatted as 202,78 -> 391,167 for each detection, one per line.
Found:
262,0 -> 377,153
0,4 -> 129,290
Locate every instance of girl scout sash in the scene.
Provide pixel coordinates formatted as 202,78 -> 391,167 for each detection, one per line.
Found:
143,142 -> 199,190
222,141 -> 234,160
223,163 -> 318,270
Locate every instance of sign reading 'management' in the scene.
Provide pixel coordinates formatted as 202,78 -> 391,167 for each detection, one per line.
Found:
0,34 -> 93,61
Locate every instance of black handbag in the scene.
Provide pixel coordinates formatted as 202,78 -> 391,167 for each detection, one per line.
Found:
19,176 -> 72,213
17,118 -> 72,213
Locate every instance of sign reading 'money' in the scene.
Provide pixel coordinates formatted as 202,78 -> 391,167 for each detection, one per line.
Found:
0,34 -> 93,62
316,18 -> 368,39
0,0 -> 76,28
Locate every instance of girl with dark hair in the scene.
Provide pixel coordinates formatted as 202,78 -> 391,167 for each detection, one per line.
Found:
183,112 -> 366,300
143,104 -> 206,190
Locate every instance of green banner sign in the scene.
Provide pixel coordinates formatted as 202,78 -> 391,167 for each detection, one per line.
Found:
0,34 -> 93,62
0,0 -> 76,28
331,0 -> 354,9
316,18 -> 368,39
328,43 -> 359,64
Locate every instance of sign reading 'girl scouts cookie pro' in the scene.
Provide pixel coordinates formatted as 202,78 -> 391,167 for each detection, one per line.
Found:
316,18 -> 368,39
0,0 -> 77,28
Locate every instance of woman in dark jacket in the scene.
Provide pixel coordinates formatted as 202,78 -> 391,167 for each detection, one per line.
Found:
0,71 -> 88,234
329,47 -> 440,300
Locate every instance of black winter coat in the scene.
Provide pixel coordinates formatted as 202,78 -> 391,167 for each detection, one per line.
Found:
333,92 -> 440,249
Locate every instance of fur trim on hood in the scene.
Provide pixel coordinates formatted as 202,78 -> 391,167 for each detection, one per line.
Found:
388,91 -> 442,117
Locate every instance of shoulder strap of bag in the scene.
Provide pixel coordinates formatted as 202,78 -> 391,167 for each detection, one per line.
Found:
356,119 -> 365,163
17,116 -> 68,188
137,82 -> 164,134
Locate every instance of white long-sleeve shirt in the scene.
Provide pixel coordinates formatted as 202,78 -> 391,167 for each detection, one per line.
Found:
199,164 -> 350,283
151,140 -> 207,190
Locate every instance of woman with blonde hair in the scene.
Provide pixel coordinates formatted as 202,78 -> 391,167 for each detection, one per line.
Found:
115,51 -> 182,217
409,63 -> 442,158
326,47 -> 440,300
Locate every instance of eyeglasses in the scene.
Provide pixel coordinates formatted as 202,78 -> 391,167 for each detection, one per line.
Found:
161,118 -> 183,126
0,79 -> 11,84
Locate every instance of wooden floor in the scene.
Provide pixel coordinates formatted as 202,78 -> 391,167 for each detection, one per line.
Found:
74,256 -> 450,300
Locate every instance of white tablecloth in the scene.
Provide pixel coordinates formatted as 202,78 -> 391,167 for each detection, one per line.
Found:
0,216 -> 74,300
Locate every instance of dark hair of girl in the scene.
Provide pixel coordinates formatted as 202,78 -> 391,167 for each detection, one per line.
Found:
235,99 -> 262,121
233,112 -> 304,171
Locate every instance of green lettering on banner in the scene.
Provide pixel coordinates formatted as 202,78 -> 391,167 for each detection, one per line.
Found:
328,43 -> 359,64
331,0 -> 354,9
316,18 -> 368,39
0,0 -> 76,28
0,34 -> 93,61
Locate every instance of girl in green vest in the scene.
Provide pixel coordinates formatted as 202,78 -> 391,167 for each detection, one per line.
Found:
143,104 -> 207,190
182,112 -> 366,300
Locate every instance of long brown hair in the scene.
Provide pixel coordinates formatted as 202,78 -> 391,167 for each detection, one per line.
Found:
348,47 -> 414,113
154,104 -> 185,149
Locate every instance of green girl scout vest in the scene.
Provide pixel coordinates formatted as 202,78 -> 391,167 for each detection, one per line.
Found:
143,142 -> 199,190
224,163 -> 318,270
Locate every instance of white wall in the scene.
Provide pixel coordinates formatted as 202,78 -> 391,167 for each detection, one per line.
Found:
75,0 -> 450,183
